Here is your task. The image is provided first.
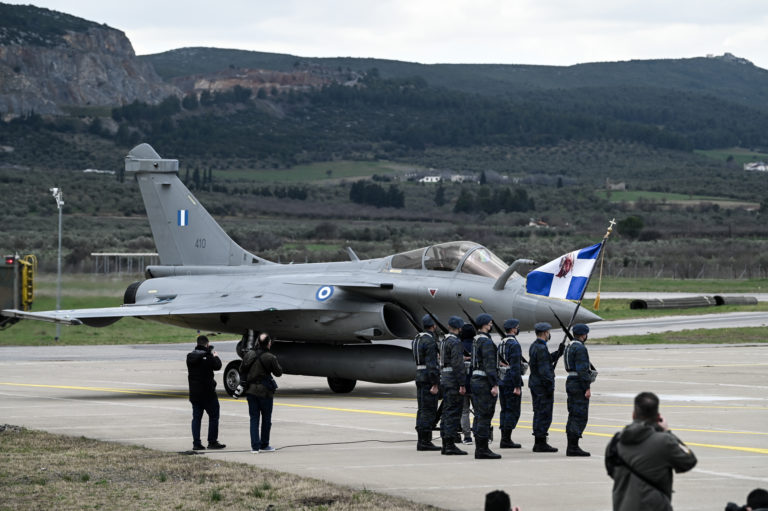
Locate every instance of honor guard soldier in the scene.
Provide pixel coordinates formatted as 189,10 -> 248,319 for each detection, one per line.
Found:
498,318 -> 525,449
470,313 -> 501,459
528,322 -> 558,452
565,323 -> 594,456
439,316 -> 468,455
413,314 -> 441,451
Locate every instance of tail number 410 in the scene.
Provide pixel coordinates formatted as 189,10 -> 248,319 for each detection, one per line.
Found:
195,238 -> 207,249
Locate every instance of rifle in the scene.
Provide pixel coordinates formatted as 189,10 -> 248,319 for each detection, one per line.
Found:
550,307 -> 597,371
479,305 -> 529,364
422,306 -> 448,336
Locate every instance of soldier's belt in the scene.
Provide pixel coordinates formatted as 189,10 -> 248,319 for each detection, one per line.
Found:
416,365 -> 427,370
441,367 -> 453,372
472,370 -> 487,376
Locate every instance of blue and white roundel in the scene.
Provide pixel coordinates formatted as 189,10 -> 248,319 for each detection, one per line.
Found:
315,285 -> 334,301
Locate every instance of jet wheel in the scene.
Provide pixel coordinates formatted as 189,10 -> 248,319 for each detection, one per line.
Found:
223,360 -> 241,397
327,377 -> 356,393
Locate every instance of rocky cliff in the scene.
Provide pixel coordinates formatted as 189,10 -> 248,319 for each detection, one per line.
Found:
0,3 -> 178,116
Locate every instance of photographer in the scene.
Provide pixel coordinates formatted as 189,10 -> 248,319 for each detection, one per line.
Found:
186,335 -> 225,451
726,488 -> 768,511
605,391 -> 696,511
238,333 -> 282,453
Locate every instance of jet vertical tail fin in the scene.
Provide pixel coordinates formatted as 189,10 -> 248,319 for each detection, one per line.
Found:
125,143 -> 271,267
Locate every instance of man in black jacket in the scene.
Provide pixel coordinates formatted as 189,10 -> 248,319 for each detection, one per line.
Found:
186,335 -> 226,451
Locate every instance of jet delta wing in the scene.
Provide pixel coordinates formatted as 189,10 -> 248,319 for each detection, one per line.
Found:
1,144 -> 600,394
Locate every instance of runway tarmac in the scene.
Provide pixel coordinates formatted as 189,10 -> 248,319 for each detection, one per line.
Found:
1,336 -> 767,510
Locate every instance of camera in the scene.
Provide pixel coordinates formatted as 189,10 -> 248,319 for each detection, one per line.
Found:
725,503 -> 746,511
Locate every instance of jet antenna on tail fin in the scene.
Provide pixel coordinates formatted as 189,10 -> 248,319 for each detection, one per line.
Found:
124,144 -> 273,267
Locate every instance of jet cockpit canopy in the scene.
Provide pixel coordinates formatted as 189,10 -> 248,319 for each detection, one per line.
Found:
389,241 -> 509,279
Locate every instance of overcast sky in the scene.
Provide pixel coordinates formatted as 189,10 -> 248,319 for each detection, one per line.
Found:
9,0 -> 768,69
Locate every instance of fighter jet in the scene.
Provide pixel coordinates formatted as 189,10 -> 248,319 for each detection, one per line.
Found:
1,144 -> 600,394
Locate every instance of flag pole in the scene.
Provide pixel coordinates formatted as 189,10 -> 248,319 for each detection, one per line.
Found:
552,219 -> 615,368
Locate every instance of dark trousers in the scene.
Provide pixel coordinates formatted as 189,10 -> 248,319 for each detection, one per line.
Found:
415,382 -> 438,432
566,380 -> 589,438
530,385 -> 554,438
191,396 -> 220,444
439,384 -> 462,437
470,378 -> 497,440
499,384 -> 521,431
246,394 -> 274,450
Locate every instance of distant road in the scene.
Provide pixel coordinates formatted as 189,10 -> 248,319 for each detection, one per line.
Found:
584,292 -> 768,302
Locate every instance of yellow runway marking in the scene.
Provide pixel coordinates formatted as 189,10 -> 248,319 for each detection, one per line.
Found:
2,382 -> 766,454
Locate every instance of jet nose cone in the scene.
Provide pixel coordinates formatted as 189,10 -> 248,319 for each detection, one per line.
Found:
536,299 -> 602,328
573,306 -> 602,324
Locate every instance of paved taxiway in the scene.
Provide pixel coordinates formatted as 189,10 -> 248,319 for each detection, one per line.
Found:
1,330 -> 767,510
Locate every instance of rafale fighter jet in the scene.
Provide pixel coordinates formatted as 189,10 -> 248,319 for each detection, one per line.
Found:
1,144 -> 600,394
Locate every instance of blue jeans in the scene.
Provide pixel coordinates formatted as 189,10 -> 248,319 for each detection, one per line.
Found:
191,396 -> 220,444
246,395 -> 274,450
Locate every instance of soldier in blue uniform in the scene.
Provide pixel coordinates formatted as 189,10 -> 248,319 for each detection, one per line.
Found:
565,323 -> 593,456
413,314 -> 441,451
459,323 -> 476,445
498,318 -> 524,449
528,322 -> 558,453
470,313 -> 501,459
439,316 -> 468,455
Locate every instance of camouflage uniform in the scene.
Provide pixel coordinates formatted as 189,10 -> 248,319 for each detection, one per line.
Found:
413,331 -> 440,433
565,340 -> 591,438
498,335 -> 523,433
439,333 -> 465,438
470,332 -> 498,440
528,338 -> 556,439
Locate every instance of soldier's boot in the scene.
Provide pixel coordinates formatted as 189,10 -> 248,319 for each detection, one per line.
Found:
532,436 -> 558,453
474,438 -> 502,460
499,429 -> 521,449
441,437 -> 468,456
416,431 -> 441,452
453,432 -> 462,444
566,436 -> 591,457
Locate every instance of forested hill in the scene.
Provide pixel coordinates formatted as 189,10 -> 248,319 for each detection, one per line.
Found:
141,48 -> 768,108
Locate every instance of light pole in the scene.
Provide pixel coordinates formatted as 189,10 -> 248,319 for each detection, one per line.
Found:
50,187 -> 63,342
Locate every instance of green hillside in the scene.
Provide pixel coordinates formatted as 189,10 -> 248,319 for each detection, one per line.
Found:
141,48 -> 768,108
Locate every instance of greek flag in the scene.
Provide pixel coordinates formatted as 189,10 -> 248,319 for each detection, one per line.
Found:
177,209 -> 188,226
526,243 -> 602,301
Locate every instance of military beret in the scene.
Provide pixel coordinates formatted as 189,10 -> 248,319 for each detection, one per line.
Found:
475,313 -> 493,326
572,323 -> 590,336
534,322 -> 552,332
503,318 -> 520,330
448,316 -> 464,329
422,314 -> 435,328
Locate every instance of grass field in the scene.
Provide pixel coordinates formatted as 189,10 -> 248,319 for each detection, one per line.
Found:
695,147 -> 768,166
590,326 -> 768,345
586,277 -> 768,293
217,160 -> 411,183
583,299 -> 768,321
0,426 -> 439,511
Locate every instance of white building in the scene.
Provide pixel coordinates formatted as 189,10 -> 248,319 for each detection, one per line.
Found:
744,162 -> 768,172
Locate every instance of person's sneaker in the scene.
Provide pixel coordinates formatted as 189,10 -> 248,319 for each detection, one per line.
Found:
192,443 -> 206,451
207,441 -> 226,449
251,450 -> 260,454
260,446 -> 276,452
462,436 -> 473,445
